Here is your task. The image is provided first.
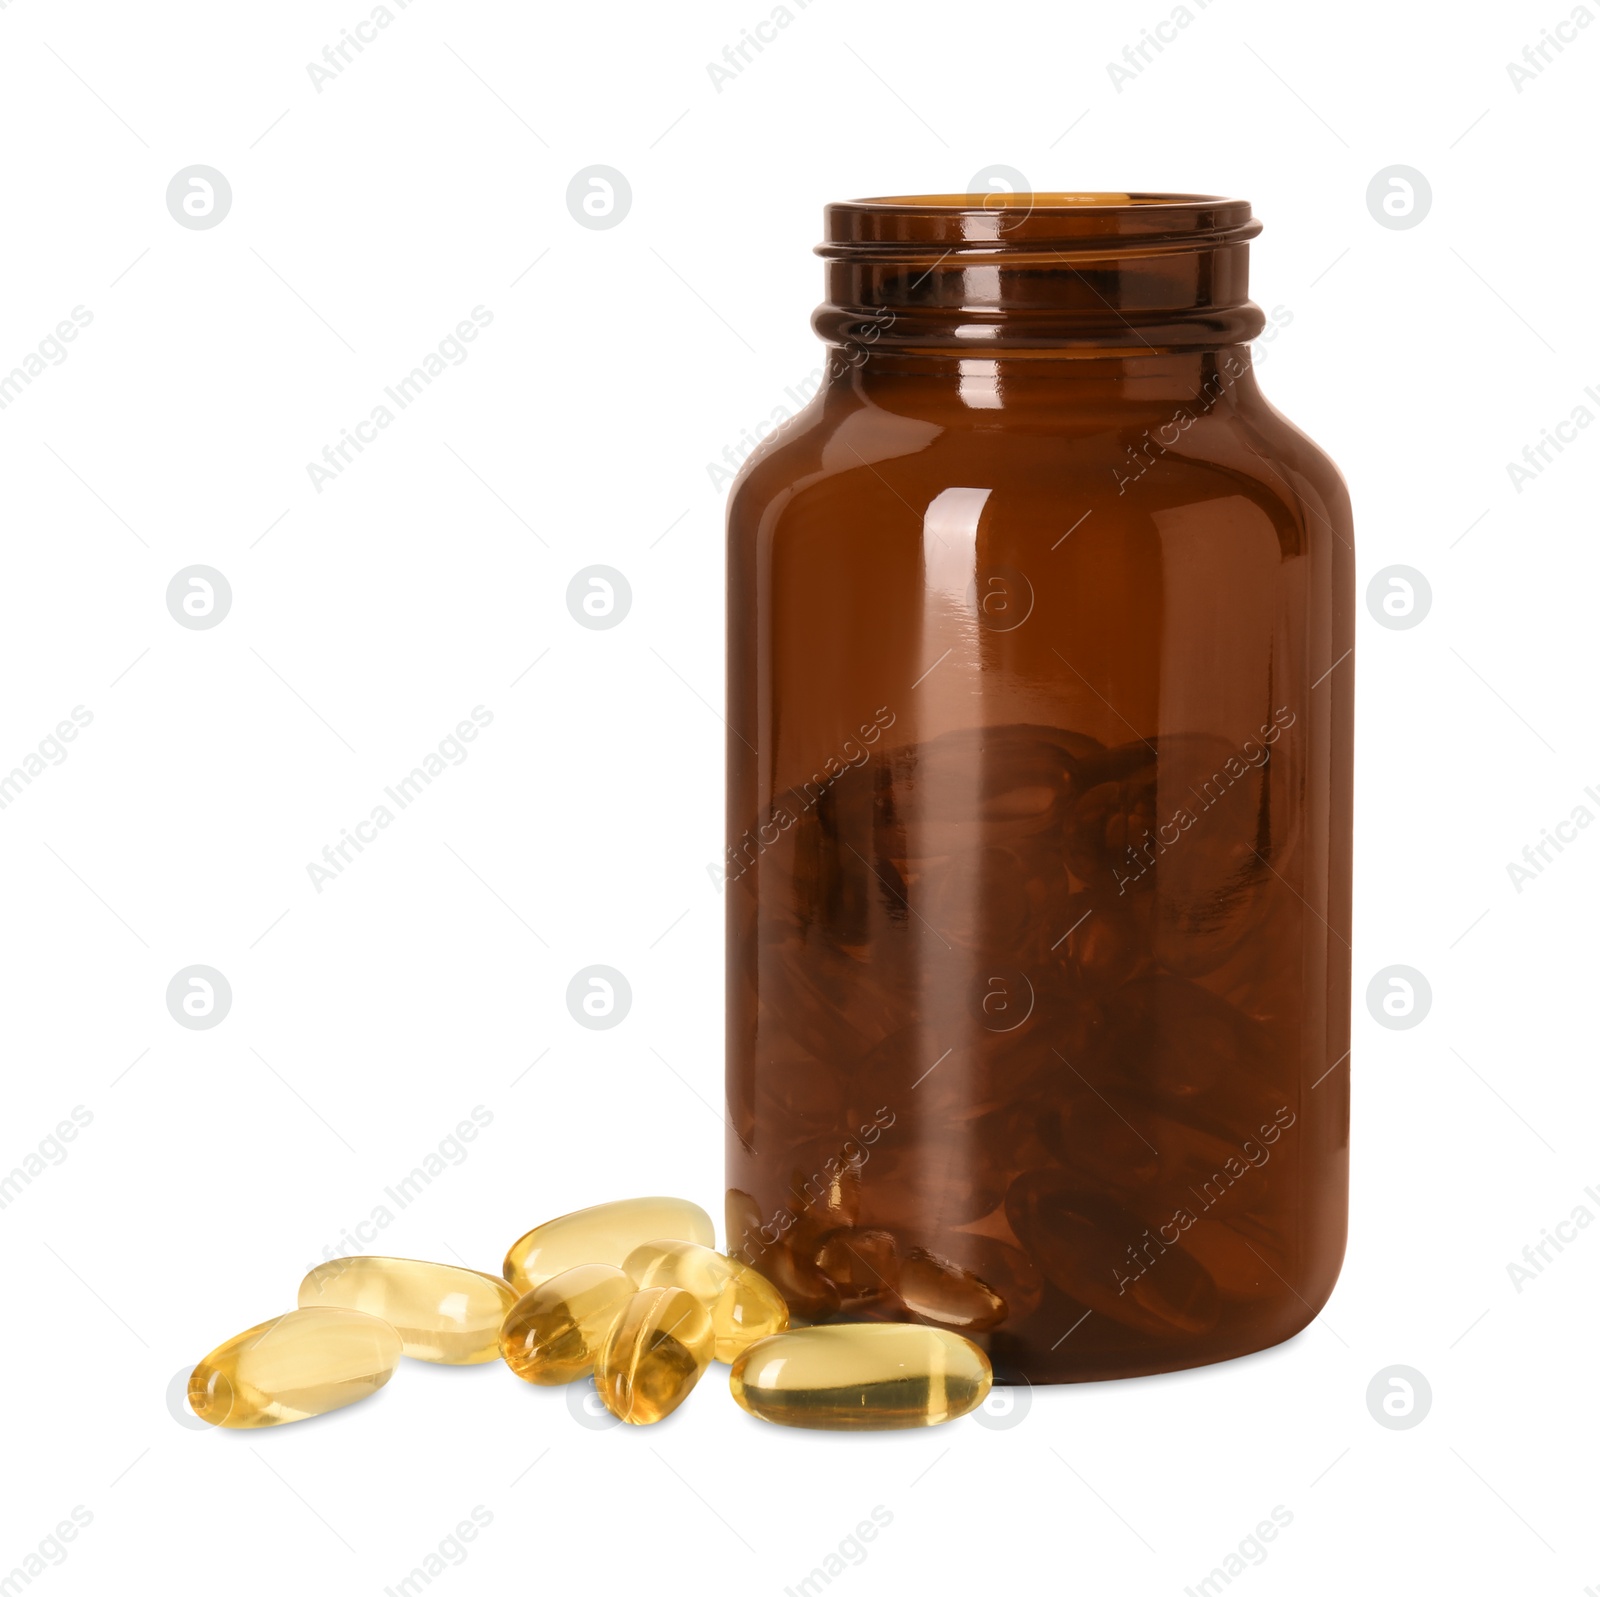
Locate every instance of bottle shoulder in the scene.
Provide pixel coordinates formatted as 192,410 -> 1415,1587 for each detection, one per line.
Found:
727,377 -> 1352,562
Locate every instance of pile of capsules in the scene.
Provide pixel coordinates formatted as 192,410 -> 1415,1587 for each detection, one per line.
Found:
187,1195 -> 994,1432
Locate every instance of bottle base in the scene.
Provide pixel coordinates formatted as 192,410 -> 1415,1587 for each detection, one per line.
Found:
982,1287 -> 1336,1385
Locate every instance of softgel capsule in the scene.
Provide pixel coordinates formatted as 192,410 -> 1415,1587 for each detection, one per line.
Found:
298,1257 -> 518,1364
184,1193 -> 996,1435
593,1287 -> 714,1425
729,1324 -> 993,1430
503,1197 -> 715,1294
188,1307 -> 402,1428
500,1264 -> 635,1385
623,1239 -> 789,1362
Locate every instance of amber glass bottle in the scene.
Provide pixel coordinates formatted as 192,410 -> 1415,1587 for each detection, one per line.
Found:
724,194 -> 1353,1383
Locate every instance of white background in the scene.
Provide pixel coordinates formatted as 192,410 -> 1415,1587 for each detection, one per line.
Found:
1,0 -> 1595,1592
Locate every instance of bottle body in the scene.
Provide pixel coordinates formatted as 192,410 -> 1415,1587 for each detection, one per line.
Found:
725,197 -> 1353,1382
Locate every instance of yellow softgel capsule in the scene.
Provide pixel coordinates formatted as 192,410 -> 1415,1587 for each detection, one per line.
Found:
500,1264 -> 635,1385
623,1239 -> 789,1363
297,1257 -> 518,1365
503,1197 -> 714,1295
187,1307 -> 402,1428
728,1324 -> 993,1430
593,1287 -> 714,1425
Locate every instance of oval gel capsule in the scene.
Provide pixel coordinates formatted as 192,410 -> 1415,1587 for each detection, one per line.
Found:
593,1287 -> 713,1424
298,1257 -> 518,1364
623,1239 -> 789,1362
503,1197 -> 715,1295
187,1307 -> 403,1428
728,1324 -> 993,1430
897,1248 -> 1008,1334
500,1264 -> 635,1384
814,1227 -> 901,1306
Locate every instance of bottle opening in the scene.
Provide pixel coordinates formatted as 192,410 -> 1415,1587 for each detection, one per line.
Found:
843,191 -> 1143,207
816,193 -> 1263,354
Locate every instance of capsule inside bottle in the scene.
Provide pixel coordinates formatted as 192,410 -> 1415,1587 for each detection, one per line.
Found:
187,1307 -> 403,1428
728,1324 -> 993,1430
298,1257 -> 518,1364
503,1197 -> 715,1295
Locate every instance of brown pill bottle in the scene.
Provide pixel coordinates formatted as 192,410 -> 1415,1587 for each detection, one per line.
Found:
724,194 -> 1353,1383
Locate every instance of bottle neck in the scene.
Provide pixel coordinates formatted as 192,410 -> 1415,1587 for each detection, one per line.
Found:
824,345 -> 1266,418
